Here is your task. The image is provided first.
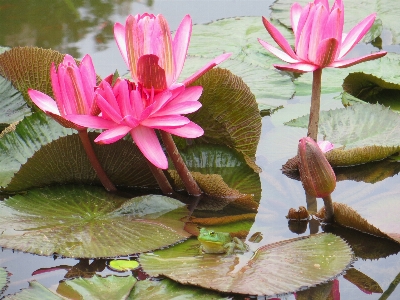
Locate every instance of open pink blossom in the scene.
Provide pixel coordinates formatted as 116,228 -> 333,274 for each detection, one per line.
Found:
258,0 -> 386,72
67,78 -> 204,169
114,13 -> 231,91
28,54 -> 99,130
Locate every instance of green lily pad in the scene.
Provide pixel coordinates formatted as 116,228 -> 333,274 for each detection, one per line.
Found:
0,112 -> 158,192
131,278 -> 229,299
187,68 -> 261,159
270,0 -> 391,43
57,275 -> 136,300
3,281 -> 61,300
109,260 -> 139,272
285,103 -> 400,166
0,47 -> 66,105
0,75 -> 31,125
178,144 -> 261,200
139,233 -> 353,296
0,185 -> 189,258
0,267 -> 8,294
342,54 -> 400,111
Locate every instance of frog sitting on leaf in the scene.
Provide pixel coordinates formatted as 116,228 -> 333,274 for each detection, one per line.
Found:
198,228 -> 248,255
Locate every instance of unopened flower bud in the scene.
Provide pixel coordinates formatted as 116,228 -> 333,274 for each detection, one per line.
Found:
298,137 -> 336,198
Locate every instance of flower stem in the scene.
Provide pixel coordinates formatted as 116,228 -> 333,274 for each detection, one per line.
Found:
307,68 -> 322,141
160,131 -> 202,196
146,160 -> 174,195
322,194 -> 334,223
78,130 -> 117,192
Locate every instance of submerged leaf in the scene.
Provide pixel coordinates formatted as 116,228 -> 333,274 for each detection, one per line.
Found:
0,185 -> 189,258
286,103 -> 400,166
139,233 -> 353,296
57,275 -> 136,300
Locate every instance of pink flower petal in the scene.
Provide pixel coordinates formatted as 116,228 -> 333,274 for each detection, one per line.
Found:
161,121 -> 204,138
141,115 -> 190,128
295,3 -> 312,49
114,22 -> 129,68
94,126 -> 132,144
329,51 -> 387,68
163,85 -> 202,107
130,125 -> 168,169
291,3 -> 303,36
339,13 -> 376,58
95,93 -> 123,124
182,52 -> 232,87
28,89 -> 60,115
308,4 -> 329,63
314,38 -> 339,67
152,101 -> 202,117
258,39 -> 299,63
274,62 -> 320,73
261,17 -> 298,61
66,114 -> 117,129
317,140 -> 334,153
173,14 -> 192,82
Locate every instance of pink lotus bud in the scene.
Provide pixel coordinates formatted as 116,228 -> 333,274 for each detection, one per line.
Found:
298,137 -> 336,198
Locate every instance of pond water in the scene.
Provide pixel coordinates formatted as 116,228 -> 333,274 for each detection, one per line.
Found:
1,0 -> 400,299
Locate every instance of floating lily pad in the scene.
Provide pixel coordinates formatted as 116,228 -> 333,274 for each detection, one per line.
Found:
0,185 -> 189,258
0,267 -> 8,295
108,260 -> 139,272
187,68 -> 261,159
285,103 -> 400,166
57,275 -> 136,300
0,112 -> 157,192
317,202 -> 400,244
132,278 -> 228,299
3,281 -> 61,300
139,233 -> 353,296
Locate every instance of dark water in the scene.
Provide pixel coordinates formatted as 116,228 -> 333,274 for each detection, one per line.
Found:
0,0 -> 400,299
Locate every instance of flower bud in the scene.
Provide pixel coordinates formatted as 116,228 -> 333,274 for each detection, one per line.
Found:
298,137 -> 336,198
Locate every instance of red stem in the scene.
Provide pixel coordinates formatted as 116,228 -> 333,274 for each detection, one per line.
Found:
78,130 -> 117,192
146,160 -> 174,195
307,68 -> 322,142
160,131 -> 202,196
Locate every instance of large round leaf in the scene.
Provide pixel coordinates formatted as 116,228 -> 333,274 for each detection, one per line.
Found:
187,68 -> 261,159
139,233 -> 353,296
285,103 -> 400,166
3,281 -> 61,300
57,275 -> 136,300
0,185 -> 190,258
0,267 -> 8,295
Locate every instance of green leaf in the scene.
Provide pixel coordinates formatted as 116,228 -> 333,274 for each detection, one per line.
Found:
0,47 -> 66,104
0,267 -> 8,295
57,275 -> 136,300
131,278 -> 229,299
0,112 -> 157,192
182,17 -> 295,109
109,260 -> 139,272
187,68 -> 261,159
3,281 -> 62,300
0,75 -> 31,125
285,103 -> 400,166
0,185 -> 189,258
139,233 -> 353,296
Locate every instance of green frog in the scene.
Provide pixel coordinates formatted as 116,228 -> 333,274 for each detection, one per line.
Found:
197,228 -> 248,255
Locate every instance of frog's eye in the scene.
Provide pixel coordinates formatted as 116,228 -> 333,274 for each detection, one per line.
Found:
209,231 -> 215,236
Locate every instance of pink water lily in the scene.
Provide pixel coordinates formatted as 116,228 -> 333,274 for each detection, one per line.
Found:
68,78 -> 204,169
28,54 -> 99,130
258,0 -> 387,72
114,13 -> 231,90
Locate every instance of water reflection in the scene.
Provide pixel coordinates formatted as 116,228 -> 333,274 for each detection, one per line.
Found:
0,0 -> 154,57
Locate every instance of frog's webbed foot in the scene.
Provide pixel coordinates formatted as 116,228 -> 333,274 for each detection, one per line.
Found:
232,237 -> 248,252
